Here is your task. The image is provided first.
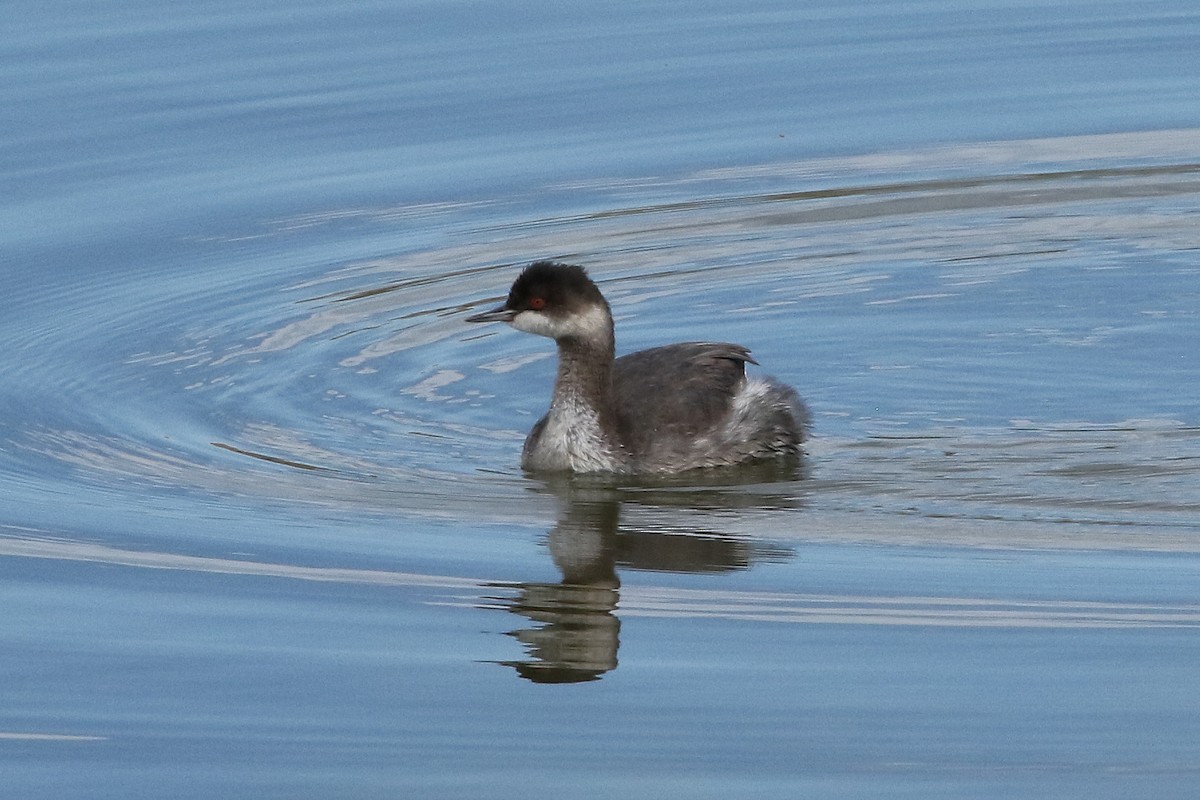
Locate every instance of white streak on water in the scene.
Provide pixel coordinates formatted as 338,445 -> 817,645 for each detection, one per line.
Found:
4,533 -> 1198,629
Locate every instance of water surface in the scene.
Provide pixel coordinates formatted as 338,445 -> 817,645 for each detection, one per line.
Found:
4,1 -> 1200,798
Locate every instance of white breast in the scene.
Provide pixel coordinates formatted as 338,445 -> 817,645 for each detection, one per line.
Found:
522,391 -> 626,473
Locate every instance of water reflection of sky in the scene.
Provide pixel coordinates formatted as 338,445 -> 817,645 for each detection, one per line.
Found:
4,1 -> 1200,796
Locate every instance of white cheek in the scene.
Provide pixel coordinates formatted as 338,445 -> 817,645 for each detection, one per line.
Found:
510,310 -> 564,338
571,304 -> 612,341
510,305 -> 611,341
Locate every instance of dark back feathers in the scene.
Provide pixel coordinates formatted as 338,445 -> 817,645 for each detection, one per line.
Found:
612,342 -> 753,456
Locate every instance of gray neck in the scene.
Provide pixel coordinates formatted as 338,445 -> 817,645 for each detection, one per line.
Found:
551,334 -> 618,430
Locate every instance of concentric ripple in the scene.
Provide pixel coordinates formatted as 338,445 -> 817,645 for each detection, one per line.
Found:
3,134 -> 1200,562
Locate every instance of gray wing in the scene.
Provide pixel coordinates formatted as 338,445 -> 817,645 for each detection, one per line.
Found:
612,342 -> 753,456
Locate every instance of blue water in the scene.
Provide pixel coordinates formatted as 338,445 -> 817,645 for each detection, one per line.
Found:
4,1 -> 1200,798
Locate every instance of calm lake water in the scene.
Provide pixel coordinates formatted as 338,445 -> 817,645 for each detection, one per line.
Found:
4,1 -> 1200,797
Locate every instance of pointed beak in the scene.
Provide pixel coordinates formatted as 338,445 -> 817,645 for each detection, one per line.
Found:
465,304 -> 517,324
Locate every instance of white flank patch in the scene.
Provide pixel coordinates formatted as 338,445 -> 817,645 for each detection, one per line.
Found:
728,377 -> 774,424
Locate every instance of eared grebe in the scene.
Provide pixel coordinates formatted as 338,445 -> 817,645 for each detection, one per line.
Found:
467,261 -> 809,474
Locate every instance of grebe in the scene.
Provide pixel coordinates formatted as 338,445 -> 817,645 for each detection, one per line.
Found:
467,261 -> 808,473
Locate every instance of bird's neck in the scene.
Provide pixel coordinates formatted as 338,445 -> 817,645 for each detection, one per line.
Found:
551,335 -> 617,428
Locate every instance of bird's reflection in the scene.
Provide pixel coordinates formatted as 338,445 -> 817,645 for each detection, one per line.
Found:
492,498 -> 621,683
488,460 -> 805,683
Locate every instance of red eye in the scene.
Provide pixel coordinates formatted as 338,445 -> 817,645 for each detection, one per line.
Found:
528,296 -> 546,310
